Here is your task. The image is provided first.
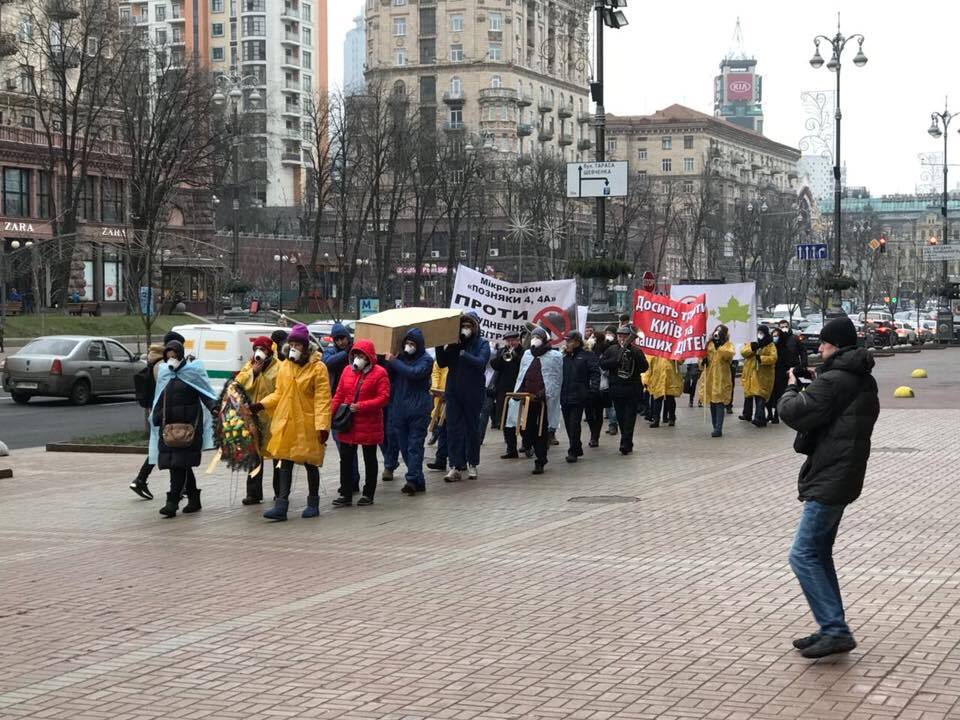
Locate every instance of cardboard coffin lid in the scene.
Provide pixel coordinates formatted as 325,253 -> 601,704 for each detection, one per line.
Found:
354,308 -> 463,354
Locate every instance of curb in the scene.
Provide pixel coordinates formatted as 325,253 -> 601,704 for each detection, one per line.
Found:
45,443 -> 147,454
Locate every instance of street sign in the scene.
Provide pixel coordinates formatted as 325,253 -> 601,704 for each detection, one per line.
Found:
566,161 -> 628,198
641,271 -> 656,292
358,297 -> 380,318
795,243 -> 829,261
868,238 -> 881,251
922,245 -> 960,262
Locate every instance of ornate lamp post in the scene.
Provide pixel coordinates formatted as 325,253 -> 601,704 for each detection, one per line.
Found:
810,19 -> 867,315
927,102 -> 958,326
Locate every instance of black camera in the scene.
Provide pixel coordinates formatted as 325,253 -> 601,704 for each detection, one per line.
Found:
793,366 -> 813,381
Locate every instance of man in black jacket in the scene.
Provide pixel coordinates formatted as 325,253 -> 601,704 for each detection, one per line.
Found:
768,320 -> 807,423
600,326 -> 649,455
561,331 -> 600,463
778,317 -> 879,659
491,330 -> 525,458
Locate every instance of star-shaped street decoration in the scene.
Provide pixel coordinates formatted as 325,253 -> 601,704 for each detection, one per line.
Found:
507,213 -> 535,244
716,296 -> 751,325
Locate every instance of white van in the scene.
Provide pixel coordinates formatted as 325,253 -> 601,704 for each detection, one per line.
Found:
172,323 -> 286,392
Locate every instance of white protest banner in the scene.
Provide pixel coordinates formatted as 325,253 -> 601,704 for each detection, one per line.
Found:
670,282 -> 757,359
450,264 -> 578,345
577,305 -> 588,335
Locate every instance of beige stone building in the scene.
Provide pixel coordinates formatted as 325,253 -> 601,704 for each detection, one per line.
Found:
363,0 -> 592,160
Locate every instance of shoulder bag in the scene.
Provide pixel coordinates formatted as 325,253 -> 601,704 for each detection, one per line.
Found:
332,376 -> 364,432
161,386 -> 201,448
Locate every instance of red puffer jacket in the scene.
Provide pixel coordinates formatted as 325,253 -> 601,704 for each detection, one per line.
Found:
331,339 -> 391,446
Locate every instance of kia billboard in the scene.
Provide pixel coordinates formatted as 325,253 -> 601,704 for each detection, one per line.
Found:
726,73 -> 754,102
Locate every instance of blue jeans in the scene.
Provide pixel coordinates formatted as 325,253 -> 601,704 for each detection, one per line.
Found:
789,500 -> 851,638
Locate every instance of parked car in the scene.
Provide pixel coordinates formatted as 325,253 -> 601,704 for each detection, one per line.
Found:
866,320 -> 898,347
799,323 -> 822,354
0,335 -> 146,405
893,321 -> 920,345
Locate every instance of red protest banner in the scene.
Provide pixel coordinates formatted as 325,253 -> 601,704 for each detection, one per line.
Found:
631,290 -> 708,360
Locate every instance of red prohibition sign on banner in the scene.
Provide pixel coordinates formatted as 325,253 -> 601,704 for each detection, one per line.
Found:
532,305 -> 571,345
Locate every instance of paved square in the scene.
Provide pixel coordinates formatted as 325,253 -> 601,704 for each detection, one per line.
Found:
1,351 -> 958,719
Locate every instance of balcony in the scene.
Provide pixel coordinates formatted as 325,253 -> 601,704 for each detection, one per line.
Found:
52,46 -> 80,68
282,30 -> 301,45
283,78 -> 300,92
516,92 -> 533,107
0,33 -> 17,58
443,121 -> 465,132
516,123 -> 533,137
46,0 -> 79,21
284,127 -> 303,139
282,103 -> 301,117
557,99 -> 573,118
281,55 -> 300,70
478,87 -> 517,104
537,126 -> 554,142
577,110 -> 593,125
281,6 -> 299,20
442,91 -> 465,106
537,97 -> 554,113
558,131 -> 573,146
281,150 -> 302,164
577,138 -> 593,151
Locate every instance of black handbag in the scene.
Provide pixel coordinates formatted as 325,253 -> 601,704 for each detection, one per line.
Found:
332,377 -> 364,432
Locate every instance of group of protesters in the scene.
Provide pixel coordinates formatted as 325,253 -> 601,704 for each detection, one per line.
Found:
130,313 -> 806,520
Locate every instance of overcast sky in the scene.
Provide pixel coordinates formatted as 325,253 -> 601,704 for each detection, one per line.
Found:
327,0 -> 959,195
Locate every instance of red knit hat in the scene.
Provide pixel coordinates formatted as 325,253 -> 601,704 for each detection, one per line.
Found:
250,336 -> 273,352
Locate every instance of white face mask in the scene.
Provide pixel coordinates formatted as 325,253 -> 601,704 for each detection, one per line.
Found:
404,343 -> 417,355
605,334 -> 615,342
460,327 -> 473,338
530,338 -> 544,348
254,349 -> 267,361
757,334 -> 764,341
287,347 -> 302,362
353,356 -> 367,371
166,357 -> 179,370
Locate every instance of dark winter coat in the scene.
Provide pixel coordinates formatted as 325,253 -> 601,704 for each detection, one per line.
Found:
490,344 -> 523,418
151,376 -> 212,470
386,328 -> 433,418
561,346 -> 600,406
600,343 -> 649,400
322,322 -> 353,392
331,339 -> 391,446
435,311 -> 491,403
778,347 -> 880,505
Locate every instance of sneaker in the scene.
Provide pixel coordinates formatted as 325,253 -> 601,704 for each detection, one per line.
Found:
382,468 -> 394,481
357,496 -> 374,506
649,421 -> 660,429
606,426 -> 618,436
467,465 -> 478,479
501,451 -> 519,459
800,635 -> 857,659
332,496 -> 352,508
619,447 -> 633,455
444,469 -> 462,483
401,482 -> 417,496
738,414 -> 750,422
711,430 -> 722,438
792,633 -> 822,650
426,460 -> 447,471
129,480 -> 153,500
565,454 -> 578,463
588,440 -> 599,448
532,463 -> 545,475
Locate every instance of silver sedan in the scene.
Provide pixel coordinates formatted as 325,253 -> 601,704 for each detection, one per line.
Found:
1,335 -> 146,405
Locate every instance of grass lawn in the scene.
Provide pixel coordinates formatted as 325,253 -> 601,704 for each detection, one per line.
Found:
2,314 -> 178,340
70,430 -> 149,447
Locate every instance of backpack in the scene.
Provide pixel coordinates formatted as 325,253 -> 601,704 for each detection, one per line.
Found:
134,365 -> 155,408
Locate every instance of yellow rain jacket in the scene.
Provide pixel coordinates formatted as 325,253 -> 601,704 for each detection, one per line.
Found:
647,356 -> 683,399
699,341 -> 735,405
259,351 -> 332,466
235,356 -> 280,458
740,342 -> 778,400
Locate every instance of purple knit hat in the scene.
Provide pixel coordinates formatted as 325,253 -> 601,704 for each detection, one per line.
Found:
288,324 -> 310,345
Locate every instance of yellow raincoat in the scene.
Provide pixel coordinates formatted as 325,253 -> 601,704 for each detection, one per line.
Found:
235,356 -> 280,458
699,341 -> 735,405
740,342 -> 777,400
647,356 -> 683,398
260,352 -> 332,466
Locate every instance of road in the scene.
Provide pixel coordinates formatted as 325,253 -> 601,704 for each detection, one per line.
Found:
0,391 -> 144,449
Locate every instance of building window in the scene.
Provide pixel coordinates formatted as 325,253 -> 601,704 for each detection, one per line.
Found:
3,168 -> 30,217
450,44 -> 463,62
661,158 -> 672,172
392,17 -> 405,36
37,171 -> 52,218
242,40 -> 266,61
637,148 -> 647,160
394,47 -> 406,66
661,136 -> 672,150
682,180 -> 694,193
683,135 -> 694,149
242,16 -> 266,36
211,0 -> 224,11
450,76 -> 461,96
101,178 -> 124,223
20,115 -> 34,128
302,4 -> 311,22
19,66 -> 34,94
488,43 -> 502,61
73,176 -> 96,220
449,108 -> 462,126
18,15 -> 32,41
491,75 -> 501,88
155,5 -> 166,20
303,27 -> 311,45
489,12 -> 502,31
156,29 -> 167,44
450,14 -> 463,32
392,0 -> 406,5
637,170 -> 648,180
212,23 -> 224,36
683,157 -> 694,172
212,47 -> 224,61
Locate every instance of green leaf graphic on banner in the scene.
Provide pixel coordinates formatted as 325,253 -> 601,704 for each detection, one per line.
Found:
716,296 -> 750,325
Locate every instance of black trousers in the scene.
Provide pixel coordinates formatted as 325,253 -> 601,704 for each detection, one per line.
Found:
611,396 -> 639,451
584,404 -> 604,443
521,399 -> 549,464
275,460 -> 319,500
562,403 -> 585,456
246,458 -> 280,500
134,458 -> 154,483
167,467 -> 198,496
651,396 -> 677,423
742,396 -> 754,419
339,443 -> 378,499
504,426 -> 518,454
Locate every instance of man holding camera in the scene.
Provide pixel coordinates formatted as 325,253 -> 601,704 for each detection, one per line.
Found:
778,317 -> 879,659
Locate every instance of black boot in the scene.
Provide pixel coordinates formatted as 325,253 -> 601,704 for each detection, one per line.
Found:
242,471 -> 263,505
159,492 -> 180,518
183,488 -> 202,514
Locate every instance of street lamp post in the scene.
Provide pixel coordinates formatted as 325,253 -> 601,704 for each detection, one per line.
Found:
927,101 -> 958,321
809,17 -> 867,315
212,70 -> 262,278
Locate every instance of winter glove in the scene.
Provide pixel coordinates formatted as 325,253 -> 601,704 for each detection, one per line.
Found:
249,402 -> 264,413
702,357 -> 709,368
317,429 -> 329,445
750,341 -> 759,352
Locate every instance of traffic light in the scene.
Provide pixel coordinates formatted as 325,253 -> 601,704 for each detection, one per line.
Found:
878,236 -> 887,253
951,283 -> 960,300
929,236 -> 939,246
891,296 -> 898,304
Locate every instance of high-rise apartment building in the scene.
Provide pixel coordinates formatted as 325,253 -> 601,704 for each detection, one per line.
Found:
119,0 -> 329,207
363,0 -> 592,160
713,19 -> 763,134
344,14 -> 365,94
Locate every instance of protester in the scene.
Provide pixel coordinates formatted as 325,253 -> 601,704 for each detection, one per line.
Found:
583,325 -> 596,350
150,340 -> 218,518
683,359 -> 701,408
382,329 -> 433,495
583,328 -> 610,447
600,324 -> 619,436
490,330 -> 524,458
331,339 -> 391,506
768,320 -> 806,424
271,329 -> 289,361
740,325 -> 778,427
234,336 -> 280,505
323,322 -> 353,391
600,325 -> 648,455
560,331 -> 600,462
700,325 -> 734,437
435,312 -> 491,482
130,331 -> 185,501
648,356 -> 682,428
778,316 -> 879,659
254,324 -> 331,521
426,360 -> 448,469
506,326 -> 562,474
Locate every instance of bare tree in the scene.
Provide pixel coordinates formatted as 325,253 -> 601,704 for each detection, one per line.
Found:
302,90 -> 334,273
408,125 -> 442,302
435,139 -> 485,300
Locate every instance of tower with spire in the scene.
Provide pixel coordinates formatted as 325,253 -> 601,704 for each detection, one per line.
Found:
714,18 -> 764,134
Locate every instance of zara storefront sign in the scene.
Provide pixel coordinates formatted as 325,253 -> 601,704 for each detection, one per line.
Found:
100,227 -> 128,239
2,221 -> 36,233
